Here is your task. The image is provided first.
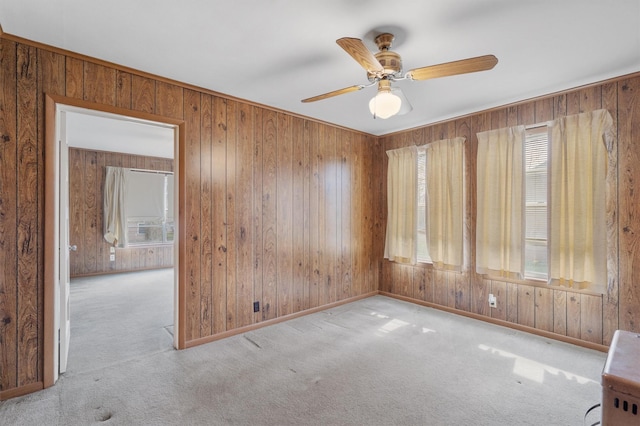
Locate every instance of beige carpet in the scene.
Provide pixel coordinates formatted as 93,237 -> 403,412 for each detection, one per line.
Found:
0,270 -> 606,425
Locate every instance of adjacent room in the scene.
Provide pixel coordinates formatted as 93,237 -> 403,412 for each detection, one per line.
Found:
1,1 -> 640,425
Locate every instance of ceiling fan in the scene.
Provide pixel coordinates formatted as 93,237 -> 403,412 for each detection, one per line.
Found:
302,33 -> 498,119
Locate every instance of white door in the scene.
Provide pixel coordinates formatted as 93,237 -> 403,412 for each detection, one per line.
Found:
58,112 -> 72,374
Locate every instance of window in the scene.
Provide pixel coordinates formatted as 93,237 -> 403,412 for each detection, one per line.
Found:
125,170 -> 174,246
384,138 -> 464,269
476,109 -> 613,292
416,148 -> 431,263
524,127 -> 548,280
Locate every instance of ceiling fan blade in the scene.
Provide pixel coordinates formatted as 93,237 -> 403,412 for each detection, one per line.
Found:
407,55 -> 498,81
336,37 -> 384,74
301,85 -> 364,103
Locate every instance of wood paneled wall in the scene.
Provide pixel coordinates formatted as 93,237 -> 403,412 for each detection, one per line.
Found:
379,75 -> 640,348
68,148 -> 174,277
0,36 -> 379,397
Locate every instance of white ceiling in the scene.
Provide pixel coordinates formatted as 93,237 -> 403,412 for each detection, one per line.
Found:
64,108 -> 175,158
2,0 -> 640,137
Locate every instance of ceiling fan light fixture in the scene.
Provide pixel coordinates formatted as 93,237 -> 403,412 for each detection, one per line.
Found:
369,89 -> 401,119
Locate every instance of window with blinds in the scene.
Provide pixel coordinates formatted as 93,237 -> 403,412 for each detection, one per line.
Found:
417,148 -> 431,263
524,127 -> 548,280
126,170 -> 175,246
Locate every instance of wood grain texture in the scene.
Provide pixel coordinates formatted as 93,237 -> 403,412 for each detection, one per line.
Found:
380,73 -> 629,348
68,149 -> 173,277
261,109 -> 277,320
276,113 -> 293,317
16,44 -> 39,386
211,96 -> 228,334
236,103 -> 254,327
618,76 -> 640,333
131,75 -> 155,114
83,62 -> 116,106
602,81 -> 619,345
224,100 -> 237,330
199,94 -> 213,336
4,32 -> 640,397
0,38 -> 18,392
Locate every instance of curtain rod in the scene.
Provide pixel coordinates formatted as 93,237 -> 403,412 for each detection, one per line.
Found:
128,167 -> 173,175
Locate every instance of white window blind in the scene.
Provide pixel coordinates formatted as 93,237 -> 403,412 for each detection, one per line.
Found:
125,170 -> 166,219
416,148 -> 431,263
524,128 -> 548,280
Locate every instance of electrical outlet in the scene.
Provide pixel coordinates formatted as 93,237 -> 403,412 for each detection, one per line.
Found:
109,254 -> 115,262
110,247 -> 115,254
488,294 -> 497,308
253,301 -> 260,313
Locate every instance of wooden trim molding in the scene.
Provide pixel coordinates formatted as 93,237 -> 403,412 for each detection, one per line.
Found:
379,291 -> 609,353
0,31 -> 372,138
43,93 -> 187,386
185,291 -> 378,349
0,382 -> 44,401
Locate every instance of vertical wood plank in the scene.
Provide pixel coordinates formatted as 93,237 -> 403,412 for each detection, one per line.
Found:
211,96 -> 228,334
83,151 -> 98,274
199,94 -> 213,336
276,113 -> 293,317
566,292 -> 582,339
474,278 -> 491,317
618,76 -> 640,333
553,290 -> 568,336
490,280 -> 507,321
261,109 -> 277,320
301,119 -> 311,309
183,89 -> 202,341
236,103 -> 254,326
534,287 -> 554,332
65,57 -> 83,99
252,107 -> 264,323
155,81 -> 183,120
82,62 -> 116,106
16,43 -> 39,386
506,282 -> 518,323
517,285 -> 535,328
581,294 -> 603,344
339,129 -> 352,301
115,71 -> 131,109
602,80 -> 619,345
225,100 -> 238,330
433,269 -> 448,306
0,38 -> 18,392
292,117 -> 307,311
68,149 -> 83,276
131,75 -> 156,114
309,121 -> 320,309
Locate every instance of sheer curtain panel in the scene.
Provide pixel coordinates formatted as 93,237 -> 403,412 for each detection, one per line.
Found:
424,137 -> 465,270
103,166 -> 127,247
476,126 -> 525,277
384,146 -> 418,264
549,109 -> 613,292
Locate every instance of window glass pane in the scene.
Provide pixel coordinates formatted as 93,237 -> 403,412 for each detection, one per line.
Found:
524,239 -> 548,280
524,128 -> 548,280
417,149 -> 431,263
126,171 -> 174,247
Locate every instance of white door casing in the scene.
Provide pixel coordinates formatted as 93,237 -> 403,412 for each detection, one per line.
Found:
58,111 -> 71,374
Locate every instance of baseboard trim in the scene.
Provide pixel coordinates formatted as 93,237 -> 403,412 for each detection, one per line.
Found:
185,291 -> 379,349
0,382 -> 44,401
378,291 -> 609,353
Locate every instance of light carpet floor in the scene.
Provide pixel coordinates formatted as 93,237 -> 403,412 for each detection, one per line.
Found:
0,270 -> 606,425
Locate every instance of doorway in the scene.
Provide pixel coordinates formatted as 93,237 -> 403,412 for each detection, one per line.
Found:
44,94 -> 186,387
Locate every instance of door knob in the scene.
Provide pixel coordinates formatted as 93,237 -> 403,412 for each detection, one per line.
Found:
69,245 -> 77,252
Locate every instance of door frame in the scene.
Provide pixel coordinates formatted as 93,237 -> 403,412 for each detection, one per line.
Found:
43,94 -> 187,387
